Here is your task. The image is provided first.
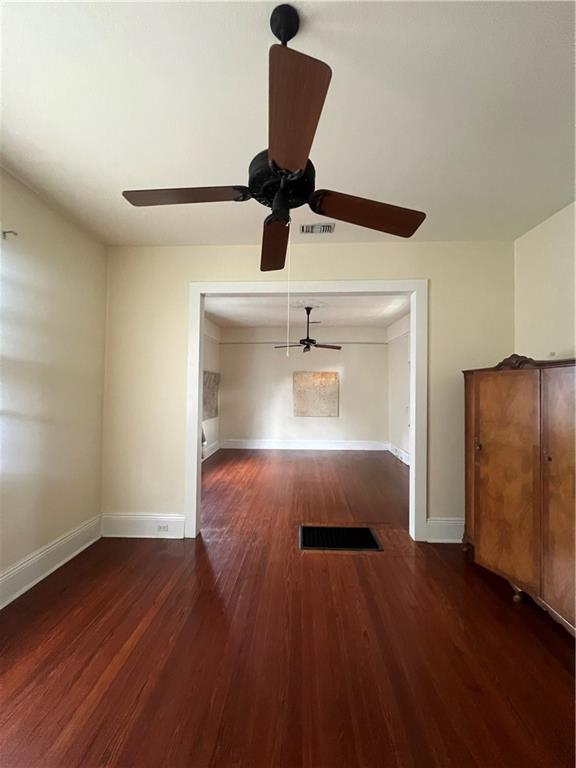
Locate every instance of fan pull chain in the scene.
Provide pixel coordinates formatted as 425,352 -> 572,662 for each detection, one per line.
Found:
285,232 -> 292,357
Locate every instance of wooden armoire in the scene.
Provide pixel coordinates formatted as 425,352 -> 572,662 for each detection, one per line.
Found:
463,354 -> 575,631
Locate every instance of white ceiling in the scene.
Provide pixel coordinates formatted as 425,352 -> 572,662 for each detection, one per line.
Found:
2,2 -> 574,246
205,294 -> 410,328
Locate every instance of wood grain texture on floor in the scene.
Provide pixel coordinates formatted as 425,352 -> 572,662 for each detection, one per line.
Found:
0,450 -> 573,768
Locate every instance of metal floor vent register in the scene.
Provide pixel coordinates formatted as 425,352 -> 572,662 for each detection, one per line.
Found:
299,525 -> 381,551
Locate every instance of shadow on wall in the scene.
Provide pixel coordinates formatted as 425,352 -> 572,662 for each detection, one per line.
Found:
0,213 -> 105,572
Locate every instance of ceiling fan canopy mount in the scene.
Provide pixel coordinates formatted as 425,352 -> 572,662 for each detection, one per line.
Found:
122,4 -> 426,272
270,4 -> 300,45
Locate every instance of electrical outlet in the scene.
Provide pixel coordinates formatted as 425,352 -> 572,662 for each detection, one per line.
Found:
157,524 -> 169,532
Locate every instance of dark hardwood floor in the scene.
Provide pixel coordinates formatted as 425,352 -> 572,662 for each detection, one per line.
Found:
0,450 -> 573,768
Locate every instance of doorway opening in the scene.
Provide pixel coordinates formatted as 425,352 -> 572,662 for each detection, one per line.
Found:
185,280 -> 428,540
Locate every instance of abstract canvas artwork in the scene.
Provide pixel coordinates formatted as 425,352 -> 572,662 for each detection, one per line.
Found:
203,371 -> 221,420
293,371 -> 339,417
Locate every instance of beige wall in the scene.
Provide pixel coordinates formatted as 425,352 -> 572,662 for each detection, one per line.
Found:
202,317 -> 220,453
101,241 -> 514,523
1,171 -> 107,569
218,326 -> 388,443
386,315 -> 411,456
514,202 -> 575,359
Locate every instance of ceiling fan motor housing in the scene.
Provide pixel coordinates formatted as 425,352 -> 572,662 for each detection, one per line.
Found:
248,150 -> 316,213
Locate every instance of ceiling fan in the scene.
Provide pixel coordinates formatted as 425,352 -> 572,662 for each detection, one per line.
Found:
275,306 -> 341,353
122,4 -> 426,272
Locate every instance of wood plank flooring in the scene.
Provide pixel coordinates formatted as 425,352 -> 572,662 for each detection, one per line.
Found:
0,450 -> 573,768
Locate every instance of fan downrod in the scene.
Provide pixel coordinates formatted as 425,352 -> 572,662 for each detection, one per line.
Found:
270,4 -> 299,45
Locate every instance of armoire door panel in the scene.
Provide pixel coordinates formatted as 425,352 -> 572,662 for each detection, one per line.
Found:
541,366 -> 575,626
475,370 -> 541,591
464,372 -> 476,542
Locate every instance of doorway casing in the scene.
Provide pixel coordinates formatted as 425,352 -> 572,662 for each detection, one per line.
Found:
185,280 -> 428,540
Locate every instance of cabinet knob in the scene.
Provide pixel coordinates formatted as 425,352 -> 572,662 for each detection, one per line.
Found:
475,442 -> 482,452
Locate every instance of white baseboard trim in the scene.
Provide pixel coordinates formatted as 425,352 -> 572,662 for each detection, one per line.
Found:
220,439 -> 390,451
426,517 -> 465,543
388,443 -> 410,466
202,441 -> 220,460
0,516 -> 101,609
101,514 -> 185,539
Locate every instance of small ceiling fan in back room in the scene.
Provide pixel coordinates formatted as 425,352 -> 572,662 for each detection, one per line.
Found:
275,306 -> 341,353
123,4 -> 426,271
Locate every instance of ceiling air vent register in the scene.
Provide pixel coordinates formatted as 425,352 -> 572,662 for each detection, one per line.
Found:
300,223 -> 336,234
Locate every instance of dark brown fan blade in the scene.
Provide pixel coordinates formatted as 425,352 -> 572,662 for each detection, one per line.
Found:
314,344 -> 342,350
261,216 -> 290,271
309,190 -> 426,238
269,44 -> 332,173
274,344 -> 302,348
123,186 -> 250,207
